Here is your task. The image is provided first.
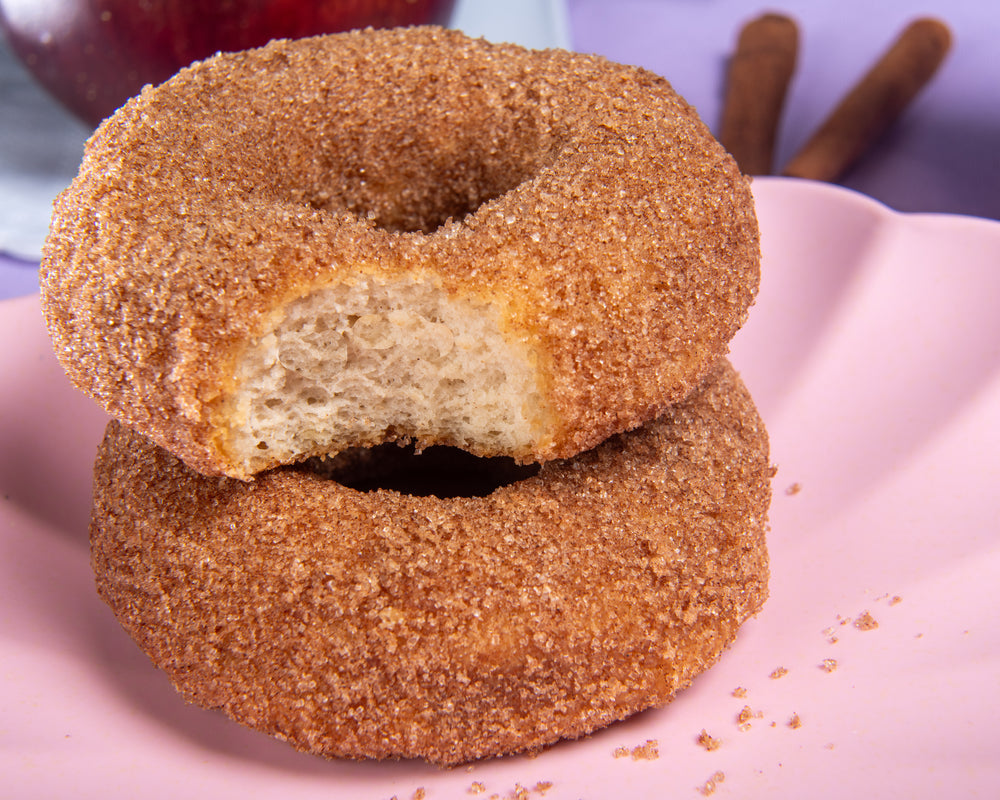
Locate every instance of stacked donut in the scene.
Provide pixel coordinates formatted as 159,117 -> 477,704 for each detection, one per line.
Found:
41,27 -> 771,765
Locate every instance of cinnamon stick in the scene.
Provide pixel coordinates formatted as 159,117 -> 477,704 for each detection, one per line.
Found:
720,13 -> 800,176
782,18 -> 952,183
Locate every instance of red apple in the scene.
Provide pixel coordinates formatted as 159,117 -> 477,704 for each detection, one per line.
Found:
0,0 -> 456,127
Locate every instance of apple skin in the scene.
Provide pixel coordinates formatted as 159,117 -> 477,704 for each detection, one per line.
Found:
0,0 -> 456,127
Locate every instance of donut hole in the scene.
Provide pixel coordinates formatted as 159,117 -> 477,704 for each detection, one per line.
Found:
226,274 -> 550,475
280,77 -> 564,234
303,443 -> 540,498
303,141 -> 551,235
339,147 -> 547,235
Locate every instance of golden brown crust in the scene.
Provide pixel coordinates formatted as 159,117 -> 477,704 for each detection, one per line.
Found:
90,360 -> 771,765
42,26 -> 759,477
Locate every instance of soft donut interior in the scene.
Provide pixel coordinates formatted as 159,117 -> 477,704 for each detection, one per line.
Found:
224,275 -> 547,474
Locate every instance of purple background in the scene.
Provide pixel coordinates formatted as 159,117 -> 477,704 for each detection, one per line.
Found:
569,0 -> 1000,221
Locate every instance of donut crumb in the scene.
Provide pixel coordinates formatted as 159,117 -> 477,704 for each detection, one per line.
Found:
787,713 -> 802,729
853,611 -> 879,631
819,658 -> 838,673
697,729 -> 721,751
616,739 -> 660,760
768,666 -> 788,679
698,771 -> 726,795
737,705 -> 763,731
632,739 -> 660,760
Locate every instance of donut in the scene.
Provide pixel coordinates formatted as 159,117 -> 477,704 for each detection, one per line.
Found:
41,25 -> 760,480
90,359 -> 771,766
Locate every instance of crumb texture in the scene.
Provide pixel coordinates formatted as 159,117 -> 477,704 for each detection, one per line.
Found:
41,25 -> 759,478
89,360 -> 771,765
228,275 -> 546,473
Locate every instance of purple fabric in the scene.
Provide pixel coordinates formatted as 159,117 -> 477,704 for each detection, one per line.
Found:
0,251 -> 40,300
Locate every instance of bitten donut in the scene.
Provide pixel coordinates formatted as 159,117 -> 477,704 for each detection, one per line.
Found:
42,26 -> 760,480
90,360 -> 771,766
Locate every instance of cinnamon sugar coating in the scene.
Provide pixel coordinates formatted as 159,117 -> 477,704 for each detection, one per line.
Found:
41,26 -> 760,477
90,360 -> 771,765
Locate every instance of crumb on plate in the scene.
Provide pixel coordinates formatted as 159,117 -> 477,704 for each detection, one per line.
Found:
631,739 -> 660,760
854,611 -> 879,631
737,705 -> 763,731
697,729 -> 721,751
698,771 -> 726,796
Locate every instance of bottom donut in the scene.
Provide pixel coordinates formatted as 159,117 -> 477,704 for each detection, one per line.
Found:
89,359 -> 772,766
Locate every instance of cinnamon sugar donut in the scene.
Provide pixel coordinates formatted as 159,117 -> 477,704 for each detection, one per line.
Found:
90,360 -> 771,766
42,26 -> 760,480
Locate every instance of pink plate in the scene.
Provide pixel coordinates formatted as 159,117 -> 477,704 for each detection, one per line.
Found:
2,177 -> 999,799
